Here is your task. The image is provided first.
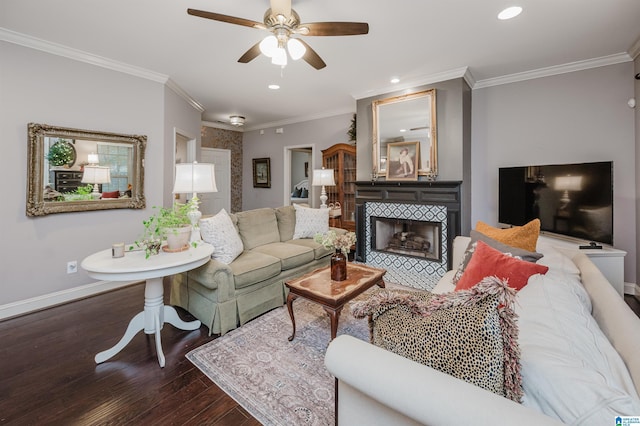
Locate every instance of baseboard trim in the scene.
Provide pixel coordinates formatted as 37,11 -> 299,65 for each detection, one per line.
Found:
0,280 -> 140,321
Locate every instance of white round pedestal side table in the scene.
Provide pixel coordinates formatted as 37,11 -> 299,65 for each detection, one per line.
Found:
81,243 -> 214,367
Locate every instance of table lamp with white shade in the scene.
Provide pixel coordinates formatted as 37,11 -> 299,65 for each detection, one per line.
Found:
81,165 -> 111,199
312,168 -> 335,209
172,161 -> 218,243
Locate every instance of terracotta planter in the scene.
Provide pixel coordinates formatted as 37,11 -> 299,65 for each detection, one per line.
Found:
330,249 -> 347,281
162,225 -> 191,251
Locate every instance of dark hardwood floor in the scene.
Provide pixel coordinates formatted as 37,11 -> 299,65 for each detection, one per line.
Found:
0,280 -> 261,425
2,281 -> 640,425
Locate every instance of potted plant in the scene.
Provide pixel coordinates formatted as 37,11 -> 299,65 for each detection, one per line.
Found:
315,230 -> 357,281
132,203 -> 192,258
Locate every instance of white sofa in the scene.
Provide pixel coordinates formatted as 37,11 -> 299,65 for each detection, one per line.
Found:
325,235 -> 640,425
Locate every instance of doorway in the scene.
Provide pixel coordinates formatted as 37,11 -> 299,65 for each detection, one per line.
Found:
284,144 -> 316,207
174,129 -> 196,205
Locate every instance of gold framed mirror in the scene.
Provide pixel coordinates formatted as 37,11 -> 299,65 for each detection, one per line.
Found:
27,123 -> 146,216
372,89 -> 437,179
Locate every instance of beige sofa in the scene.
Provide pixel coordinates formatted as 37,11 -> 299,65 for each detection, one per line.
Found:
326,235 -> 640,425
170,205 -> 343,336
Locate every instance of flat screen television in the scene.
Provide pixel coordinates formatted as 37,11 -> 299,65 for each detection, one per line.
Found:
498,161 -> 613,245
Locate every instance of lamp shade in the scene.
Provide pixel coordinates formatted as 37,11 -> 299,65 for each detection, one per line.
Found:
312,168 -> 336,186
554,176 -> 582,191
87,153 -> 99,164
81,166 -> 111,184
173,162 -> 218,194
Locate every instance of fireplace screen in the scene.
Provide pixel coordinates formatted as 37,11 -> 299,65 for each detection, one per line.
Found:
371,216 -> 442,261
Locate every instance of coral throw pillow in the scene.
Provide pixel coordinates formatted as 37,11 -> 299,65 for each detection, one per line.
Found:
101,191 -> 120,199
455,240 -> 549,291
475,218 -> 540,252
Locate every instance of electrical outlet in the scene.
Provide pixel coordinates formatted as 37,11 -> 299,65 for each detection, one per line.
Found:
67,260 -> 78,274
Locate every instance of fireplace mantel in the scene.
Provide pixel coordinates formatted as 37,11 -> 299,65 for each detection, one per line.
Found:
355,180 -> 462,268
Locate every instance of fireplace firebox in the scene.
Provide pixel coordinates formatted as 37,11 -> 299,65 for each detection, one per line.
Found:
371,217 -> 442,261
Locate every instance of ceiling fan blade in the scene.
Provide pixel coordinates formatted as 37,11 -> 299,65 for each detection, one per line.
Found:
270,0 -> 291,18
297,39 -> 326,70
187,9 -> 266,30
238,42 -> 262,63
299,22 -> 369,36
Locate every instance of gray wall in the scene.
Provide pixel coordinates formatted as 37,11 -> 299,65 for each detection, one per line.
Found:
242,113 -> 353,210
472,62 -> 637,284
356,78 -> 473,234
1,41 -> 201,308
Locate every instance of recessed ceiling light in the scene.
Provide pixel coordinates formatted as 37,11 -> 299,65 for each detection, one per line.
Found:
498,6 -> 522,20
268,84 -> 280,90
399,129 -> 407,133
390,77 -> 400,84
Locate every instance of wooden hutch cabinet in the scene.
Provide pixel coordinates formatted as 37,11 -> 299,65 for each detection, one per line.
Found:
322,143 -> 356,231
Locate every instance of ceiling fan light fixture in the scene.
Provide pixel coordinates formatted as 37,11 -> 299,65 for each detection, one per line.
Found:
287,38 -> 306,60
229,115 -> 245,126
271,46 -> 288,66
259,35 -> 278,57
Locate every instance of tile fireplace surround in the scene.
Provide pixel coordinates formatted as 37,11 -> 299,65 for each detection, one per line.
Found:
355,181 -> 462,290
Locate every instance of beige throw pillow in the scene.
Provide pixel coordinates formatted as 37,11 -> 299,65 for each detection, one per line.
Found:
199,208 -> 244,264
292,204 -> 329,239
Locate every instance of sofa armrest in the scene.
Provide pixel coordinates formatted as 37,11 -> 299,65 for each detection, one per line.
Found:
325,335 -> 564,426
187,258 -> 234,294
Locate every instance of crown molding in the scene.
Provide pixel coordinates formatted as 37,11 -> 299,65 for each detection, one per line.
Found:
0,28 -> 168,83
1,27 -> 204,112
629,36 -> 640,59
166,79 -> 204,112
202,120 -> 244,132
473,53 -> 633,89
244,107 -> 355,132
352,67 -> 470,100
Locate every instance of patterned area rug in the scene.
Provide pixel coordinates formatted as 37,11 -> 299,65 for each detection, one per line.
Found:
187,285 -> 402,426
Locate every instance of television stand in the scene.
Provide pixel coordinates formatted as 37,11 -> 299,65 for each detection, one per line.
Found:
539,235 -> 626,296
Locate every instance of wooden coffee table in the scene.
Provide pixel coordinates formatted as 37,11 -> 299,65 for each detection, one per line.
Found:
285,263 -> 386,342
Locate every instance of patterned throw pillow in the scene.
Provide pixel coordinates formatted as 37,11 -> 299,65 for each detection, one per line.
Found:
352,276 -> 523,402
452,230 -> 544,284
475,218 -> 540,252
199,208 -> 244,264
292,204 -> 329,239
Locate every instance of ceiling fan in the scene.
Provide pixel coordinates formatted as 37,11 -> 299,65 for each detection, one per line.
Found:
187,0 -> 369,70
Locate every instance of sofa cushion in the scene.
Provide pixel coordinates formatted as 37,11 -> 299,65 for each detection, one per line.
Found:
286,239 -> 333,260
252,242 -> 314,270
455,240 -> 549,291
235,208 -> 281,250
352,276 -> 522,402
275,205 -> 296,242
453,230 -> 544,284
475,218 -> 540,252
229,251 -> 281,289
199,208 -> 244,264
293,204 -> 329,239
517,262 -> 640,424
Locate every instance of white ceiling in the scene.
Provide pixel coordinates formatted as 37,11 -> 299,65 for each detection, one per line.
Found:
2,0 -> 639,130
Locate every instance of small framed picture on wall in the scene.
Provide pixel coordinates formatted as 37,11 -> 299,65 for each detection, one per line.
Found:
253,157 -> 271,188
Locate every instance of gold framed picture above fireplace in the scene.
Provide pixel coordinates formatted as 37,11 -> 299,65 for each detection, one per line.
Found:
372,88 -> 437,179
385,141 -> 419,181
